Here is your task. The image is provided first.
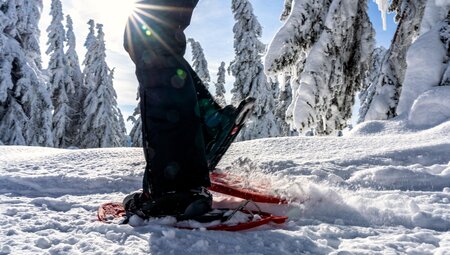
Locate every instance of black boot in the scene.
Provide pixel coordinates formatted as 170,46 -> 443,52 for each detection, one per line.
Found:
123,188 -> 212,220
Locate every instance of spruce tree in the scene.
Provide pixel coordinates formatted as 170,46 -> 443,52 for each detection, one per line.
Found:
0,0 -> 26,145
79,24 -> 127,148
358,47 -> 387,123
265,0 -> 374,135
77,19 -> 96,146
265,0 -> 332,134
267,1 -> 297,136
280,0 -> 293,21
82,19 -> 96,94
265,0 -> 333,76
110,68 -> 128,147
24,0 -> 54,147
275,75 -> 295,136
364,0 -> 427,120
0,0 -> 53,146
440,16 -> 450,87
128,86 -> 142,147
230,0 -> 279,140
396,3 -> 449,118
188,38 -> 211,89
128,101 -> 143,147
214,62 -> 227,107
64,15 -> 83,147
46,0 -> 72,148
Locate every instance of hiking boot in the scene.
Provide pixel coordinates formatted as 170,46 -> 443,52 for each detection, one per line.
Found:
181,187 -> 213,220
123,190 -> 152,219
123,187 -> 212,220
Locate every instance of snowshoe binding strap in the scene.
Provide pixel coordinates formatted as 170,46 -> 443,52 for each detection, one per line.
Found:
223,200 -> 262,222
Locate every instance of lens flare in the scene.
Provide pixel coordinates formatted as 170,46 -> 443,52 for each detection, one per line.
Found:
177,69 -> 187,79
124,2 -> 191,56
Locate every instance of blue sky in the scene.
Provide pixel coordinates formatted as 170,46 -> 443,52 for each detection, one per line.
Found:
40,0 -> 396,132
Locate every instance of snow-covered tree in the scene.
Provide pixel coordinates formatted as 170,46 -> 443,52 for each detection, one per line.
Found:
270,76 -> 280,103
395,2 -> 449,127
47,0 -> 72,148
265,0 -> 333,76
24,0 -> 54,147
0,1 -> 25,145
112,69 -> 128,147
78,23 -> 127,148
188,38 -> 210,89
265,0 -> 374,135
0,0 -> 53,146
230,0 -> 279,140
363,0 -> 427,121
214,62 -> 227,107
266,0 -> 306,136
266,0 -> 329,134
64,15 -> 83,147
280,0 -> 293,21
128,102 -> 142,147
82,19 -> 96,92
275,74 -> 295,136
440,14 -> 450,87
77,19 -> 96,145
358,46 -> 387,123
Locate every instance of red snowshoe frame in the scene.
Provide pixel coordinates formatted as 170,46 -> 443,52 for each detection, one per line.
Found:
209,172 -> 288,204
98,202 -> 287,231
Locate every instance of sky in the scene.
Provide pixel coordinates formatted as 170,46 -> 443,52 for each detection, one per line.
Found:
39,0 -> 397,132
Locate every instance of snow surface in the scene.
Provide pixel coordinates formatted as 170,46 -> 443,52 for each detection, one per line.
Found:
1,120 -> 450,254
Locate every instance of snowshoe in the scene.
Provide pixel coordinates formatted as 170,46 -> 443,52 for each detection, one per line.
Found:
201,97 -> 287,204
98,200 -> 288,231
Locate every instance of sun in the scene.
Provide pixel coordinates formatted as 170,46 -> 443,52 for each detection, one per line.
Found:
122,0 -> 138,17
104,0 -> 138,27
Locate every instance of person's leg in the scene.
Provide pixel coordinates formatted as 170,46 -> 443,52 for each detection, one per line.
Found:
186,62 -> 221,119
138,59 -> 210,197
184,63 -> 224,159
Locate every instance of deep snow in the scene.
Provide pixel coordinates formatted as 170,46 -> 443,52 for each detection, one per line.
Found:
1,120 -> 450,254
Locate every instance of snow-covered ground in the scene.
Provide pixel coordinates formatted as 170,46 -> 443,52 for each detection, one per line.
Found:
1,119 -> 450,254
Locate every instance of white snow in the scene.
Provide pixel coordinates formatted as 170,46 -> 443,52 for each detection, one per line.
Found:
1,119 -> 450,254
396,21 -> 448,117
408,87 -> 450,128
420,0 -> 450,35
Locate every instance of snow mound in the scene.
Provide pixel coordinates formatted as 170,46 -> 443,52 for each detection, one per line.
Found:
349,119 -> 409,135
350,116 -> 450,136
408,86 -> 450,128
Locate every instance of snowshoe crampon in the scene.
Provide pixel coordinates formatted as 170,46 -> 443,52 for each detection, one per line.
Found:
97,201 -> 287,231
